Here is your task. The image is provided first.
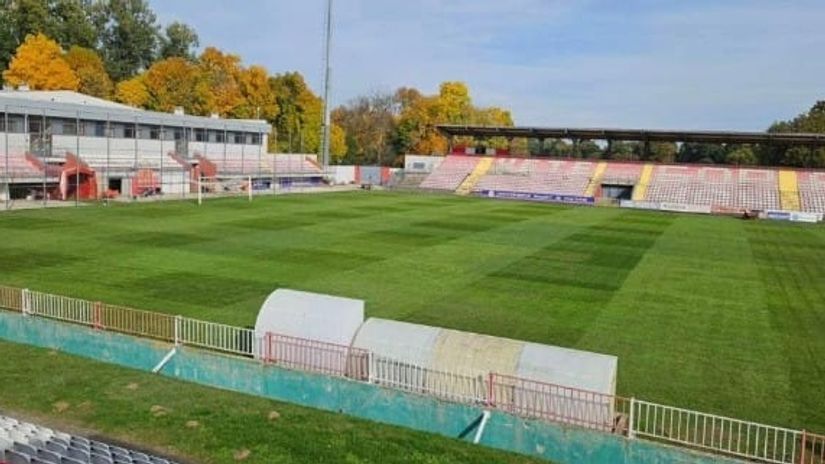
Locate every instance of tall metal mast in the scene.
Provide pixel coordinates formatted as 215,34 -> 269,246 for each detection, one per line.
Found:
321,0 -> 333,168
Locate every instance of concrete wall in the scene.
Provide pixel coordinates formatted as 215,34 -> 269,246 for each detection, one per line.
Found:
0,311 -> 743,464
404,155 -> 444,173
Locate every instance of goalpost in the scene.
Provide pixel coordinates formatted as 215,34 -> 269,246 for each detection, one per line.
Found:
196,175 -> 254,205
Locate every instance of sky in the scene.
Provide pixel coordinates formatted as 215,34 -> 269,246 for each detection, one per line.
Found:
149,0 -> 825,131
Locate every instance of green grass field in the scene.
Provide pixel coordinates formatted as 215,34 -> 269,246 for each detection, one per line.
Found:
0,190 -> 824,454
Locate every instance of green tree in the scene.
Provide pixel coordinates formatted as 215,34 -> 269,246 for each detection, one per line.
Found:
50,0 -> 97,49
93,0 -> 160,80
725,145 -> 757,166
159,21 -> 198,60
270,72 -> 323,153
332,92 -> 398,165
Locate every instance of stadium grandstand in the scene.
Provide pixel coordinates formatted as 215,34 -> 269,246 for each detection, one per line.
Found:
0,90 -> 324,204
0,414 -> 178,464
408,125 -> 825,219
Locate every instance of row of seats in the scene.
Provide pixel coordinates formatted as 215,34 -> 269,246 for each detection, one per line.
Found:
202,154 -> 323,176
0,153 -> 43,178
419,156 -> 480,190
0,415 -> 178,464
419,155 -> 825,212
646,165 -> 781,210
798,172 -> 825,213
475,158 -> 595,195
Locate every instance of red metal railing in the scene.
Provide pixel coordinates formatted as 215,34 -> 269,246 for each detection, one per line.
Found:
0,285 -> 22,312
263,332 -> 369,380
489,373 -> 629,433
802,431 -> 825,464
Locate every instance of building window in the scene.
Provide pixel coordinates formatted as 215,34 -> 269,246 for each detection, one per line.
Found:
251,134 -> 262,145
6,115 -> 24,133
194,129 -> 206,142
232,132 -> 244,144
60,120 -> 77,136
123,125 -> 135,139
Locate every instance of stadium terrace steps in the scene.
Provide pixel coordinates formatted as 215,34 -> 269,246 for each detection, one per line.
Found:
798,171 -> 825,213
631,164 -> 654,201
584,161 -> 608,196
778,170 -> 801,211
474,158 -> 596,196
0,153 -> 44,178
455,156 -> 494,195
0,414 -> 178,464
419,155 -> 480,191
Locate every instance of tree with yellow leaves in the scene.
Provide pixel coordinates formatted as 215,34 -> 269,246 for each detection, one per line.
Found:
234,65 -> 277,120
198,47 -> 244,116
3,33 -> 79,91
114,75 -> 149,107
64,46 -> 113,98
141,57 -> 207,114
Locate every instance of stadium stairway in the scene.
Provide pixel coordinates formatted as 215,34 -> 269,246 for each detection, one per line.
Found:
584,161 -> 608,197
778,170 -> 801,211
631,164 -> 654,201
455,156 -> 494,195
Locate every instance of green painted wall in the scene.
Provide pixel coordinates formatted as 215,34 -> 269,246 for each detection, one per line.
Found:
0,311 -> 744,464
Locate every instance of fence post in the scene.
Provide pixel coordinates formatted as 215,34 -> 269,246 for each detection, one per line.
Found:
174,315 -> 182,346
487,372 -> 495,407
264,332 -> 272,363
21,288 -> 30,316
800,430 -> 807,464
628,397 -> 636,439
93,301 -> 102,330
367,351 -> 374,383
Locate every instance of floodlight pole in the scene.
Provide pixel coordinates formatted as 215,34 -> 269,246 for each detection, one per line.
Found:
321,0 -> 333,170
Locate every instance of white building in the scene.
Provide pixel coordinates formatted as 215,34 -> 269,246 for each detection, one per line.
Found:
0,90 -> 321,200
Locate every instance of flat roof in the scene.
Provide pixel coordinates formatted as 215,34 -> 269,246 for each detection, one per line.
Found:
0,90 -> 270,133
437,125 -> 825,146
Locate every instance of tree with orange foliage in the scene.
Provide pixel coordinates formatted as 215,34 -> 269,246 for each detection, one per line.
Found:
2,33 -> 79,90
198,47 -> 244,116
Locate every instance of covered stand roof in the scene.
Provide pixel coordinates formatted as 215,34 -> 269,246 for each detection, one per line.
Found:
437,124 -> 825,146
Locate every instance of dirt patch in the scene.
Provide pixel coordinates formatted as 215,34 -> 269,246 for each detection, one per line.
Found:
125,383 -> 139,391
150,405 -> 168,417
52,401 -> 70,413
233,449 -> 251,461
185,420 -> 200,429
267,410 -> 280,421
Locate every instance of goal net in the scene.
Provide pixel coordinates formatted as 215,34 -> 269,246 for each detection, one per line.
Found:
194,175 -> 254,204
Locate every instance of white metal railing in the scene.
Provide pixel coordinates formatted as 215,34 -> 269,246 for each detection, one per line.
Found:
27,290 -> 95,326
0,285 -> 824,464
632,400 -> 802,464
370,355 -> 487,405
178,316 -> 256,357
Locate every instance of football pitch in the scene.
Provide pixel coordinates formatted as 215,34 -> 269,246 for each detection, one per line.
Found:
0,190 -> 823,438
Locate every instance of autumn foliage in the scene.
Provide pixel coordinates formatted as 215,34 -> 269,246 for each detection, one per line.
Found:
2,33 -> 79,91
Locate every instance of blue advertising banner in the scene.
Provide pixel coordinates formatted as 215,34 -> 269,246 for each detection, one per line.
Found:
478,190 -> 595,205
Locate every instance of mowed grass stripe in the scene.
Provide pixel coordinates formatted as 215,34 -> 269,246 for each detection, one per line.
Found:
578,215 -> 795,427
411,209 -> 671,346
745,222 -> 825,430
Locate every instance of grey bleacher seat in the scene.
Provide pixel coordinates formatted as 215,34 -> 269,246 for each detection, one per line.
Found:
14,442 -> 37,456
60,456 -> 85,464
148,458 -> 168,464
7,449 -> 32,464
31,458 -> 52,464
113,457 -> 133,464
67,447 -> 89,461
130,451 -> 149,461
35,448 -> 61,464
91,453 -> 114,464
44,441 -> 67,455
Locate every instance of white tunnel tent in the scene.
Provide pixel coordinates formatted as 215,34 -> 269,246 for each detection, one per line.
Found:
254,289 -> 618,426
